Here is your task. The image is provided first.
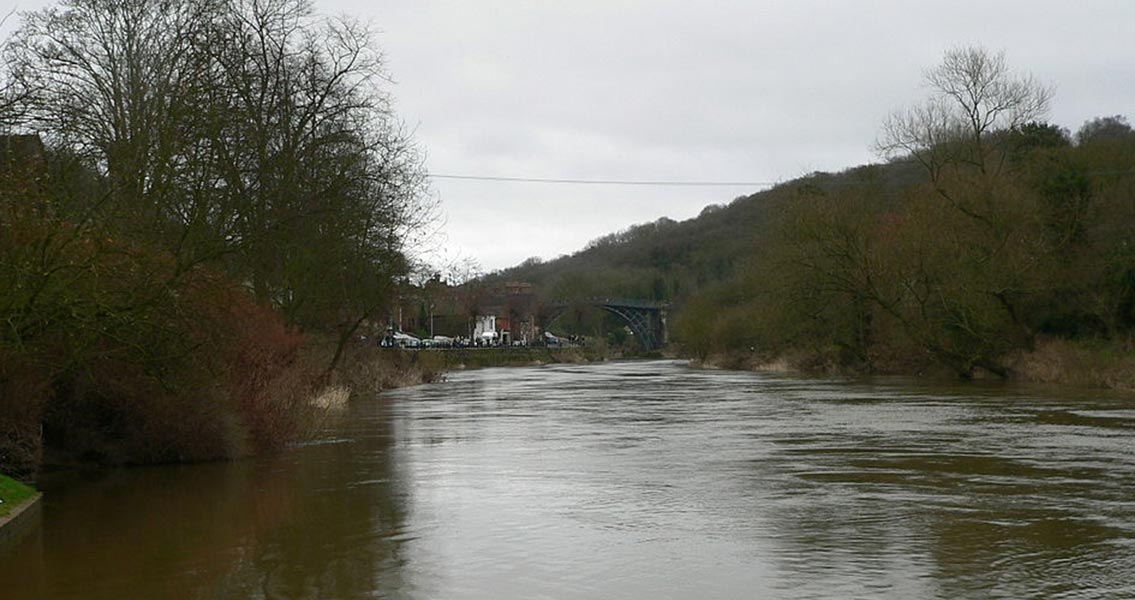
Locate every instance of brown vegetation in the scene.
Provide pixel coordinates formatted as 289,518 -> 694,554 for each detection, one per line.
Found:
331,345 -> 447,395
1008,338 -> 1135,392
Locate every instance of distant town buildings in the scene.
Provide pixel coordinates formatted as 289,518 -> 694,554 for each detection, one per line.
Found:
385,279 -> 547,347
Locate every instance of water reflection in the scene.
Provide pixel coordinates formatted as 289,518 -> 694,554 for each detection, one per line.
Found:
4,361 -> 1135,599
0,399 -> 412,599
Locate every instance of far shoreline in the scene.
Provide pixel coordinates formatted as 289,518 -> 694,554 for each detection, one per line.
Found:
687,338 -> 1135,395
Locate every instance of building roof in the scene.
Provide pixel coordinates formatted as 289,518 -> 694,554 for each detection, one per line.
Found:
0,135 -> 46,172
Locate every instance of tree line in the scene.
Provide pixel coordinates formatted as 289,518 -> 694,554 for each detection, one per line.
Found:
489,47 -> 1133,381
0,0 -> 432,477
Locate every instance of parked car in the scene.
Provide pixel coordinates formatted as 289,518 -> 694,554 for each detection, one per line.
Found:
431,335 -> 455,348
544,331 -> 568,347
391,331 -> 420,348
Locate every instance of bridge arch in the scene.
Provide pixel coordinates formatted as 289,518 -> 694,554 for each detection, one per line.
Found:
546,298 -> 668,350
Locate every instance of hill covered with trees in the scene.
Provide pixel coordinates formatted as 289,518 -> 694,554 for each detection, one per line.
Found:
490,48 -> 1135,385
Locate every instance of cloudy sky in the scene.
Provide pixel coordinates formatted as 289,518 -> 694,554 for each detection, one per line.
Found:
6,1 -> 1134,272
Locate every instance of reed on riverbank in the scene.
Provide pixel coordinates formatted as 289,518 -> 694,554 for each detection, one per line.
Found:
1007,338 -> 1135,392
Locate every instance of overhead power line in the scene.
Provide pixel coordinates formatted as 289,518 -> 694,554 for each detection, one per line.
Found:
431,167 -> 1135,188
429,173 -> 778,187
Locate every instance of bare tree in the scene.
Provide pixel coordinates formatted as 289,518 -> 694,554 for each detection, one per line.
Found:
198,0 -> 437,371
6,0 -> 438,373
872,46 -> 1057,374
0,10 -> 30,128
877,46 -> 1053,179
9,0 -> 212,187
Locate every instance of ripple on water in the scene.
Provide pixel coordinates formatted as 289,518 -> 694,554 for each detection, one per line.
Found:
5,360 -> 1135,600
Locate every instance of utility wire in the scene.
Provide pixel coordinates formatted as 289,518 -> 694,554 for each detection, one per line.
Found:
431,166 -> 1135,187
429,173 -> 778,187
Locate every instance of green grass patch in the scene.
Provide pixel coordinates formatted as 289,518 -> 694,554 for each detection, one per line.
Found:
0,473 -> 36,518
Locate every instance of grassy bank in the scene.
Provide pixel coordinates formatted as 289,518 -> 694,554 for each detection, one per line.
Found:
0,474 -> 35,518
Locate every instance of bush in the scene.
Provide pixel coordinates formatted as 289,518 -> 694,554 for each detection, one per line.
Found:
0,354 -> 50,480
1,178 -> 321,472
197,281 -> 320,453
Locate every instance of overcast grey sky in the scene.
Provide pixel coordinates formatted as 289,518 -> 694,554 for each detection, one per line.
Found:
6,1 -> 1134,272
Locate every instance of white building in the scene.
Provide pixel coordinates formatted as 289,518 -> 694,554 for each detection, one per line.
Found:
473,315 -> 498,344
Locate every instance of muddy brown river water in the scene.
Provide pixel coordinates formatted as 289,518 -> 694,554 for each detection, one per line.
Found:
3,360 -> 1135,599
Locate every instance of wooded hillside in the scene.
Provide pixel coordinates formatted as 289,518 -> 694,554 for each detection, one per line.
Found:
491,48 -> 1135,382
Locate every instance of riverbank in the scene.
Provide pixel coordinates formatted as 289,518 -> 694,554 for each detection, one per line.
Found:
0,342 -> 612,481
331,345 -> 613,397
0,473 -> 40,546
1006,338 -> 1135,392
689,337 -> 1135,393
0,473 -> 35,518
428,345 -> 612,370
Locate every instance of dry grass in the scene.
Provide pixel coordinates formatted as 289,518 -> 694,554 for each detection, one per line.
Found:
310,385 -> 350,410
330,344 -> 445,397
1009,338 -> 1135,392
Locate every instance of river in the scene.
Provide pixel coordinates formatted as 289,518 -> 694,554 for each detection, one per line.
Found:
3,360 -> 1135,599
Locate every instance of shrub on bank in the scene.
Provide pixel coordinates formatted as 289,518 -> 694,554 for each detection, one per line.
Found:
195,279 -> 320,453
34,274 -> 321,467
1,181 -> 321,473
0,355 -> 51,481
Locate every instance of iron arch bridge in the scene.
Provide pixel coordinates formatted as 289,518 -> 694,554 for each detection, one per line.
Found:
546,298 -> 669,351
